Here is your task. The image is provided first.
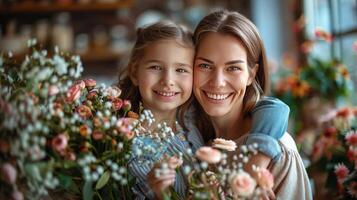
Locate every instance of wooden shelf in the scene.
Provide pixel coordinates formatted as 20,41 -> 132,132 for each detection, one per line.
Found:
0,0 -> 133,13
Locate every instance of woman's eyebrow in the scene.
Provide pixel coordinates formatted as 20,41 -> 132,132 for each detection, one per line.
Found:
225,60 -> 245,65
196,57 -> 214,64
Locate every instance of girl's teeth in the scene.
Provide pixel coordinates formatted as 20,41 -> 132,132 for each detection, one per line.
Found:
206,92 -> 229,100
157,91 -> 175,96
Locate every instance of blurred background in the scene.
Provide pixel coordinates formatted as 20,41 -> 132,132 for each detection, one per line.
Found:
0,0 -> 356,199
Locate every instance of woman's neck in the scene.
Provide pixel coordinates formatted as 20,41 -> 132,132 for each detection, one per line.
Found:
211,106 -> 251,141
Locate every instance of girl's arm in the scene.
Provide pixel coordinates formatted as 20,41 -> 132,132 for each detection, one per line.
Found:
246,96 -> 290,162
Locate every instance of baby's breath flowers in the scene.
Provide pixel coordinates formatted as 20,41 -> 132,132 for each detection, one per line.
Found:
0,40 -> 138,200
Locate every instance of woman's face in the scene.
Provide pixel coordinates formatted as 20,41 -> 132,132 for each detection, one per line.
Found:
193,33 -> 256,118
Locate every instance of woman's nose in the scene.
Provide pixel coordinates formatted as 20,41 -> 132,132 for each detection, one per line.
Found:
209,70 -> 226,88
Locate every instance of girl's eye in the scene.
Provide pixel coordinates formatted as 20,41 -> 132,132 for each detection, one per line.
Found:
226,66 -> 242,72
148,65 -> 162,70
198,63 -> 211,69
176,68 -> 187,73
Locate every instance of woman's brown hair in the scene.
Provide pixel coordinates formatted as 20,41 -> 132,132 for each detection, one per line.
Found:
193,10 -> 269,142
117,21 -> 194,130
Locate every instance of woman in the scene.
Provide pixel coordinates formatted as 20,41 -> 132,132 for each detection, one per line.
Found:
192,10 -> 312,199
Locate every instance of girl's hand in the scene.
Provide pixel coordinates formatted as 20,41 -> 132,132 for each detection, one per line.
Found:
260,188 -> 276,200
147,164 -> 176,199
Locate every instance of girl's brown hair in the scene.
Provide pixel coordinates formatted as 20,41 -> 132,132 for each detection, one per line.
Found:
193,10 -> 269,142
118,21 -> 194,130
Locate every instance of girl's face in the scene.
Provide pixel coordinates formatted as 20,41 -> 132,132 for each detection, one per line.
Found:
193,33 -> 257,118
132,39 -> 194,115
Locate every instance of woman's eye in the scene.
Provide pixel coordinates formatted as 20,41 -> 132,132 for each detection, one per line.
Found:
227,66 -> 241,72
198,63 -> 210,69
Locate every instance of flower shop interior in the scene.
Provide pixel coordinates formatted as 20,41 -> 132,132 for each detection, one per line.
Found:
0,0 -> 357,200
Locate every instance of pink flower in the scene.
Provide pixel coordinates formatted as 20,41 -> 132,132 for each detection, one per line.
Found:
346,147 -> 357,163
48,85 -> 59,96
104,86 -> 121,99
86,90 -> 98,100
84,79 -> 96,88
229,171 -> 257,197
314,27 -> 333,42
11,190 -> 23,200
77,105 -> 92,118
195,146 -> 222,164
348,181 -> 357,198
334,163 -> 349,182
74,80 -> 86,89
112,98 -> 123,111
123,100 -> 131,112
1,163 -> 17,185
212,138 -> 237,151
346,131 -> 357,146
66,84 -> 81,103
256,168 -> 274,190
92,130 -> 104,140
52,133 -> 68,153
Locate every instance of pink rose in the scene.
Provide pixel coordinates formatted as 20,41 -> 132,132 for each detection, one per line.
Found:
1,163 -> 17,185
104,86 -> 121,99
77,105 -> 92,119
256,168 -> 274,190
66,84 -> 81,103
84,79 -> 96,88
229,171 -> 257,197
75,80 -> 86,89
195,146 -> 222,164
112,98 -> 123,111
52,133 -> 68,153
212,138 -> 237,151
48,85 -> 59,96
86,90 -> 98,100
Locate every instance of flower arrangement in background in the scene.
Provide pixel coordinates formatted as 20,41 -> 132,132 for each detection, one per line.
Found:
309,107 -> 357,199
0,40 -> 138,200
178,138 -> 274,199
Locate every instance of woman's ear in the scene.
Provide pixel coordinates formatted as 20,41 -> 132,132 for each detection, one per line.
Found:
247,64 -> 258,86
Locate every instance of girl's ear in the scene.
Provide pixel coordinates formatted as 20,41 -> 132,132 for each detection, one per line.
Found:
247,64 -> 258,86
129,65 -> 138,86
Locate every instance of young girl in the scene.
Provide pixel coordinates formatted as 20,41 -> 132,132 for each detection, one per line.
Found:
119,21 -> 290,199
192,10 -> 312,199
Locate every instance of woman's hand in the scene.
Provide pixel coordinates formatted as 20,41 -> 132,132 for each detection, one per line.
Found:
147,164 -> 176,199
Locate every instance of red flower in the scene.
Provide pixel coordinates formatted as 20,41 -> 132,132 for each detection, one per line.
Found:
346,131 -> 357,146
334,163 -> 349,182
323,127 -> 337,138
112,98 -> 123,111
92,130 -> 104,140
86,90 -> 98,100
315,27 -> 333,42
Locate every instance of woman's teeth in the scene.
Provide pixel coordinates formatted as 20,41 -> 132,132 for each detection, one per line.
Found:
206,92 -> 230,100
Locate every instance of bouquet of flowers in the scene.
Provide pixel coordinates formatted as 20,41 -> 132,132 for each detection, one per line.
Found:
0,40 -> 138,200
309,107 -> 357,199
154,138 -> 274,200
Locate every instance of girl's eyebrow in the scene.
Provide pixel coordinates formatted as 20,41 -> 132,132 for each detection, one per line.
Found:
176,62 -> 192,67
143,59 -> 163,64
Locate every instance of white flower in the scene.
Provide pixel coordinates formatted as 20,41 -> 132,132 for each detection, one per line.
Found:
53,55 -> 68,75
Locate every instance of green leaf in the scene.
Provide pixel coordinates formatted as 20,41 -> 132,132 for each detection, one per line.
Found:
83,180 -> 93,200
95,171 -> 110,190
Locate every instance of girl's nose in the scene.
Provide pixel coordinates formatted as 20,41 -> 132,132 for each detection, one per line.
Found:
160,70 -> 175,87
